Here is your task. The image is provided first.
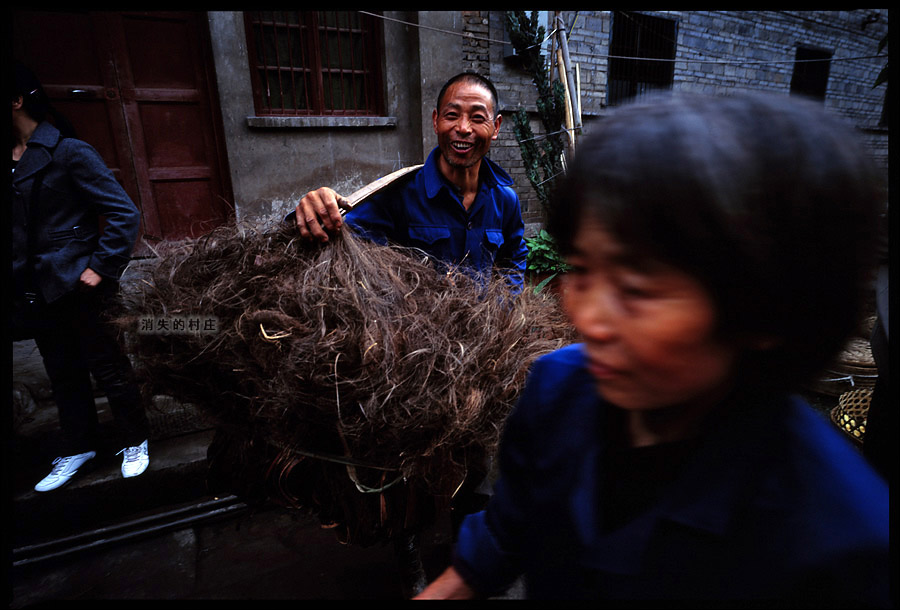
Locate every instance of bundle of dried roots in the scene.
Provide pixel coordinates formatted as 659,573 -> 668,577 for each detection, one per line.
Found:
118,222 -> 575,545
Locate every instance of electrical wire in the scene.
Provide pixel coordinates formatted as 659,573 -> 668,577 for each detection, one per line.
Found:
358,10 -> 886,67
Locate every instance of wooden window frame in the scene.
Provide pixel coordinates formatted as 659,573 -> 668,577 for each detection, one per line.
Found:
244,11 -> 385,117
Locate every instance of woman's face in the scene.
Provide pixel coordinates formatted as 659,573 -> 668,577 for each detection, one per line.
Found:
561,218 -> 742,416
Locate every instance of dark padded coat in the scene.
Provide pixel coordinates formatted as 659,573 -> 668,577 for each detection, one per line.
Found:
12,121 -> 140,304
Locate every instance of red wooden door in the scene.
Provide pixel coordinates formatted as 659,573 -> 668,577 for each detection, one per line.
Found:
12,11 -> 234,252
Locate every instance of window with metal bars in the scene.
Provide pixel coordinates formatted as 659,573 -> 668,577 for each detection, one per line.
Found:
244,11 -> 385,116
608,11 -> 677,107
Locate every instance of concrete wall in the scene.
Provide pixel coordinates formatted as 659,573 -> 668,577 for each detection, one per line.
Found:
416,12 -> 468,162
207,11 -> 428,224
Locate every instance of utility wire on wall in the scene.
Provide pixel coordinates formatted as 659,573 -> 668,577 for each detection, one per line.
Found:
359,11 -> 886,67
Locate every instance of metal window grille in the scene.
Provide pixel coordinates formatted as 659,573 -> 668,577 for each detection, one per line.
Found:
245,11 -> 385,116
790,46 -> 832,100
608,11 -> 677,106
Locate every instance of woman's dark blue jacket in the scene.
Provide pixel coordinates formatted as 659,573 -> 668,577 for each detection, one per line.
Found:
12,122 -> 140,304
453,344 -> 890,604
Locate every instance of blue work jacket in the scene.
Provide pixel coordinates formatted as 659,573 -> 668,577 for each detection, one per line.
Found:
12,122 -> 140,304
454,344 -> 891,604
344,147 -> 527,292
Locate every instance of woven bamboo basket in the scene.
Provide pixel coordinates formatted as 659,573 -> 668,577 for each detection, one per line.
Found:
830,387 -> 872,445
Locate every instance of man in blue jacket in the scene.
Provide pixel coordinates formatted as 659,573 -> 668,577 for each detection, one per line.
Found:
12,62 -> 150,492
292,72 -> 528,293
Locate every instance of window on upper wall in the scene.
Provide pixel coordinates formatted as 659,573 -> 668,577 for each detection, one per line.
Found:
608,11 -> 676,107
790,46 -> 832,100
244,11 -> 385,117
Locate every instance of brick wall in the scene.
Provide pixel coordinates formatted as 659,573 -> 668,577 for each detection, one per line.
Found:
468,10 -> 889,227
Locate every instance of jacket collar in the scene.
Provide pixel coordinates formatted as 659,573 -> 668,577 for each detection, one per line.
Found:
583,392 -> 787,574
13,122 -> 62,183
423,146 -> 514,202
29,121 -> 63,149
657,397 -> 777,530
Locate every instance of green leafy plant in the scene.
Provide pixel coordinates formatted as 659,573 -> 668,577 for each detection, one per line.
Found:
504,11 -> 567,215
505,11 -> 572,295
525,229 -> 571,294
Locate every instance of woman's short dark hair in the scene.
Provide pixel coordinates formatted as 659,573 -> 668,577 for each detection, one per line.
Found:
548,92 -> 884,393
12,60 -> 78,138
11,60 -> 50,123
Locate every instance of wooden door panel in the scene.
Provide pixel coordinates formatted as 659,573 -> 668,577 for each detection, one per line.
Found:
113,11 -> 232,240
12,13 -> 105,90
154,181 -> 224,239
140,104 -> 211,168
13,10 -> 233,250
122,14 -> 199,89
141,101 -> 224,238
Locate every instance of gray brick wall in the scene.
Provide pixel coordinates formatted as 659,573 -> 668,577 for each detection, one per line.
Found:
462,11 -> 491,74
470,10 -> 889,225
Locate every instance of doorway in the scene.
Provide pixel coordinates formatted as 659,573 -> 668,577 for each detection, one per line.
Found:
12,11 -> 234,252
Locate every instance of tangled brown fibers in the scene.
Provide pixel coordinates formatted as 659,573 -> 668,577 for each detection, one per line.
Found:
117,222 -> 576,545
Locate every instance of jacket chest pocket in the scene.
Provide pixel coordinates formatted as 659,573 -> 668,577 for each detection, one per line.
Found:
482,229 -> 503,255
408,224 -> 452,258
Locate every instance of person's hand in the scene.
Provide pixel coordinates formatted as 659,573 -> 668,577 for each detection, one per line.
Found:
78,267 -> 103,290
412,567 -> 477,600
295,187 -> 348,242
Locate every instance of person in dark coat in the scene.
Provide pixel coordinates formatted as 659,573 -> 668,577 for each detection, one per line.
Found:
11,61 -> 151,491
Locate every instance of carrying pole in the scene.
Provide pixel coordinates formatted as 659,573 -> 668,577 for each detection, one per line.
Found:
556,16 -> 582,132
557,48 -> 576,157
339,164 -> 423,215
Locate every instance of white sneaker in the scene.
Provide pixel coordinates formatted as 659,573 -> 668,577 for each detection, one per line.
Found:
34,451 -> 96,492
119,439 -> 150,478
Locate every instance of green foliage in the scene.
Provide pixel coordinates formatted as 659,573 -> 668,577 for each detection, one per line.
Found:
504,11 -> 567,214
506,11 -> 571,293
525,230 -> 568,273
525,230 -> 571,293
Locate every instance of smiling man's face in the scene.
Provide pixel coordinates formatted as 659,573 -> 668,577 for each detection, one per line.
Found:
432,80 -> 501,172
